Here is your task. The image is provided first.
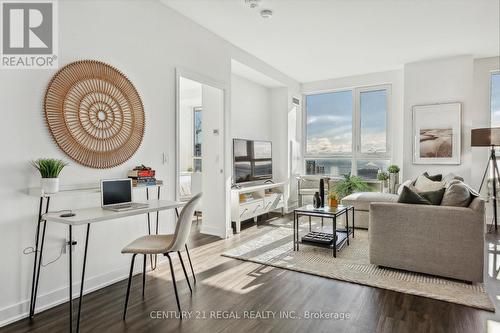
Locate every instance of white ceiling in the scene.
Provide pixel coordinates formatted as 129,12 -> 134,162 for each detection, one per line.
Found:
162,0 -> 499,83
231,59 -> 285,87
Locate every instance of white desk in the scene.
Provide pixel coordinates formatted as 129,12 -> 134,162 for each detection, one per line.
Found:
33,200 -> 186,333
43,200 -> 184,225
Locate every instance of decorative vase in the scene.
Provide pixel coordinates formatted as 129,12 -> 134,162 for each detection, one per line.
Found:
313,192 -> 321,208
382,179 -> 390,193
389,172 -> 399,194
328,198 -> 338,208
41,178 -> 59,194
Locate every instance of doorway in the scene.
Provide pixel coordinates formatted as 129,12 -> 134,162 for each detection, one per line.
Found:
176,71 -> 227,238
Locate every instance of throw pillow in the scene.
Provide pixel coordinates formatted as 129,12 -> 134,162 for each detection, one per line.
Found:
397,179 -> 413,195
398,186 -> 431,205
419,187 -> 446,205
442,173 -> 464,186
441,181 -> 472,207
414,175 -> 443,192
423,172 -> 442,182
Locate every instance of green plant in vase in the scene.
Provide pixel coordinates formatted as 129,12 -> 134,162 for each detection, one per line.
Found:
334,174 -> 369,199
327,191 -> 340,208
377,171 -> 390,193
387,164 -> 400,194
31,158 -> 68,194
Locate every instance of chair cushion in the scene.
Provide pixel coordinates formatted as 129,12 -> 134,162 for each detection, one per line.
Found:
441,181 -> 473,207
341,192 -> 398,211
121,234 -> 174,254
397,186 -> 431,205
414,175 -> 443,192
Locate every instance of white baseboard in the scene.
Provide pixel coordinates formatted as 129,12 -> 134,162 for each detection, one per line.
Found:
0,258 -> 166,328
200,224 -> 225,238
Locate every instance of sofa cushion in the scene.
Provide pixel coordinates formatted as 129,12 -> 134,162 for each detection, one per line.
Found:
419,187 -> 446,205
398,186 -> 431,205
441,181 -> 474,207
414,175 -> 443,192
423,172 -> 442,182
342,192 -> 398,211
442,173 -> 464,186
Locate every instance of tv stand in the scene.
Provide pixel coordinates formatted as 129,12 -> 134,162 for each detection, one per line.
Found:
230,182 -> 285,233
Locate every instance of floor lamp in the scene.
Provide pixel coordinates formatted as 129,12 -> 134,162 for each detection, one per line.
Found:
471,128 -> 500,232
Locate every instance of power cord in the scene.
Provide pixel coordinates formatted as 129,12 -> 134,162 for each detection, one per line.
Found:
23,243 -> 65,267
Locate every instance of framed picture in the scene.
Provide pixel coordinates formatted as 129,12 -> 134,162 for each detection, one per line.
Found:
413,102 -> 461,165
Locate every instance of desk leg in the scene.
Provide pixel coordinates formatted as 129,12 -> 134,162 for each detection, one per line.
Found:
30,196 -> 50,318
76,224 -> 90,333
69,225 -> 73,333
296,213 -> 300,251
146,189 -> 157,271
293,211 -> 296,251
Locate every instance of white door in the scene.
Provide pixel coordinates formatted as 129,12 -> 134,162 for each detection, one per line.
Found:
200,84 -> 226,237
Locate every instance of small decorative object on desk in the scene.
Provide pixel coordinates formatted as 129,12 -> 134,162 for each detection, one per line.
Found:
313,192 -> 321,208
377,171 -> 390,193
128,164 -> 161,187
31,158 -> 68,194
327,191 -> 339,208
387,165 -> 400,194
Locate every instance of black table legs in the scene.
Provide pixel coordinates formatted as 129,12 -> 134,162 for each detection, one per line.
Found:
29,196 -> 50,318
68,225 -> 73,333
76,224 -> 90,333
146,186 -> 161,270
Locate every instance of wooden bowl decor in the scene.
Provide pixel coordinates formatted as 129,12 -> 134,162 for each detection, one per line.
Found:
44,60 -> 145,168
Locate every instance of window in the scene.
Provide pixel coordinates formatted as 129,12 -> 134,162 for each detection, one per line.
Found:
304,85 -> 391,179
491,72 -> 500,127
193,107 -> 202,172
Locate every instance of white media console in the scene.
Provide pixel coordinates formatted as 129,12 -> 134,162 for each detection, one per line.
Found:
230,182 -> 285,233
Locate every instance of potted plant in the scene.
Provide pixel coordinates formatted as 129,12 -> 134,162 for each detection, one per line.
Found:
377,171 -> 389,193
31,158 -> 68,194
327,191 -> 340,208
334,174 -> 369,200
387,165 -> 400,194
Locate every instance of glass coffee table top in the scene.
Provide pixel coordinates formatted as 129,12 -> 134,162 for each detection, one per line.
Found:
294,205 -> 351,216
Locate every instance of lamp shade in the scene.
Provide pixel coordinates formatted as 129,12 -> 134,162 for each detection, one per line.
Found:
471,128 -> 500,147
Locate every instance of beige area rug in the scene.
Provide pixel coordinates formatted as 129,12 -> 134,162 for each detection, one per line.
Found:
222,223 -> 494,312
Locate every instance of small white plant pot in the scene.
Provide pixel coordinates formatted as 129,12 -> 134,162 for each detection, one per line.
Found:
41,178 -> 59,194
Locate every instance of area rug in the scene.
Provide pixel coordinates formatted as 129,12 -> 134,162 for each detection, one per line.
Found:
222,225 -> 494,311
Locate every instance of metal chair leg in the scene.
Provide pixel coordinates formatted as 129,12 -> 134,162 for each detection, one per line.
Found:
166,253 -> 182,314
142,254 -> 146,299
178,251 -> 192,293
184,244 -> 196,284
123,254 -> 137,320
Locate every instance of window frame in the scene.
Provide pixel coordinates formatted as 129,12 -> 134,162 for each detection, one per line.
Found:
303,84 -> 392,176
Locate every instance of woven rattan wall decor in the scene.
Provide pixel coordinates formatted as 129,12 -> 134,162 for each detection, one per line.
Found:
44,60 -> 145,168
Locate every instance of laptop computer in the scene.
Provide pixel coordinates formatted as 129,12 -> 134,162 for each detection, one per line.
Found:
101,179 -> 149,211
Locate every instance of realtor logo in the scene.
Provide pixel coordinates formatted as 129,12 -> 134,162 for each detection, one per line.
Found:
1,1 -> 58,69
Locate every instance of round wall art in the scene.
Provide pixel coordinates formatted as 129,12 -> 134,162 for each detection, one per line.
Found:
44,60 -> 145,168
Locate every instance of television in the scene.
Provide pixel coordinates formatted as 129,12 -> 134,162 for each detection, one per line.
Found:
233,139 -> 272,184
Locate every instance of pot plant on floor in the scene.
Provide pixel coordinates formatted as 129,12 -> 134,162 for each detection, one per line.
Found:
31,158 -> 68,194
334,174 -> 369,200
387,164 -> 400,194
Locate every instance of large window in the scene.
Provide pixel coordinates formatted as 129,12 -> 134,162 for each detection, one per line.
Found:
491,72 -> 500,127
305,85 -> 390,179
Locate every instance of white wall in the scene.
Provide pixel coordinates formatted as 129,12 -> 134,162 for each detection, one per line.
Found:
403,56 -> 474,182
301,70 -> 405,175
230,74 -> 272,141
0,0 -> 299,326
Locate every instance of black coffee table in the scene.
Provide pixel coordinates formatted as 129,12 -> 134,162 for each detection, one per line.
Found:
293,205 -> 354,257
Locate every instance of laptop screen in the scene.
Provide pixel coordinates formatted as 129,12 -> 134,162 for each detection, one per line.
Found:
102,179 -> 132,206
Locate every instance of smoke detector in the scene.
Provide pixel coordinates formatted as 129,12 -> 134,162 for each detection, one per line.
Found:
260,9 -> 273,19
245,0 -> 260,8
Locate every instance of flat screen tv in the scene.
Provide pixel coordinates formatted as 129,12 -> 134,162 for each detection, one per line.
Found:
233,139 -> 272,184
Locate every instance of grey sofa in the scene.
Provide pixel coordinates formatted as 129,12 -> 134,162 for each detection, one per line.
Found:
369,197 -> 485,282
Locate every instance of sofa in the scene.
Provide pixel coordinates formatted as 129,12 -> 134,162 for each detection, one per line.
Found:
342,173 -> 485,282
369,197 -> 484,282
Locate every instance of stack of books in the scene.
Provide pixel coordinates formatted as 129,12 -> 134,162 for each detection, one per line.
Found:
127,165 -> 163,187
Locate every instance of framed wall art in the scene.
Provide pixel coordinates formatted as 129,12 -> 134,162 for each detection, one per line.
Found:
413,102 -> 461,165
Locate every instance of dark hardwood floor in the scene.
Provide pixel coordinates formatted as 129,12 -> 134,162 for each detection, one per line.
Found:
3,214 -> 500,333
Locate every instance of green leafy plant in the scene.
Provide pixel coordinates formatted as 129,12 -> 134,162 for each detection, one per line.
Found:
328,191 -> 339,200
31,159 -> 68,178
334,174 -> 369,199
387,165 -> 400,174
377,171 -> 389,181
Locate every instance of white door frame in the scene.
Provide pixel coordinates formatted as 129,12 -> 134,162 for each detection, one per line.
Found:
175,67 -> 231,238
